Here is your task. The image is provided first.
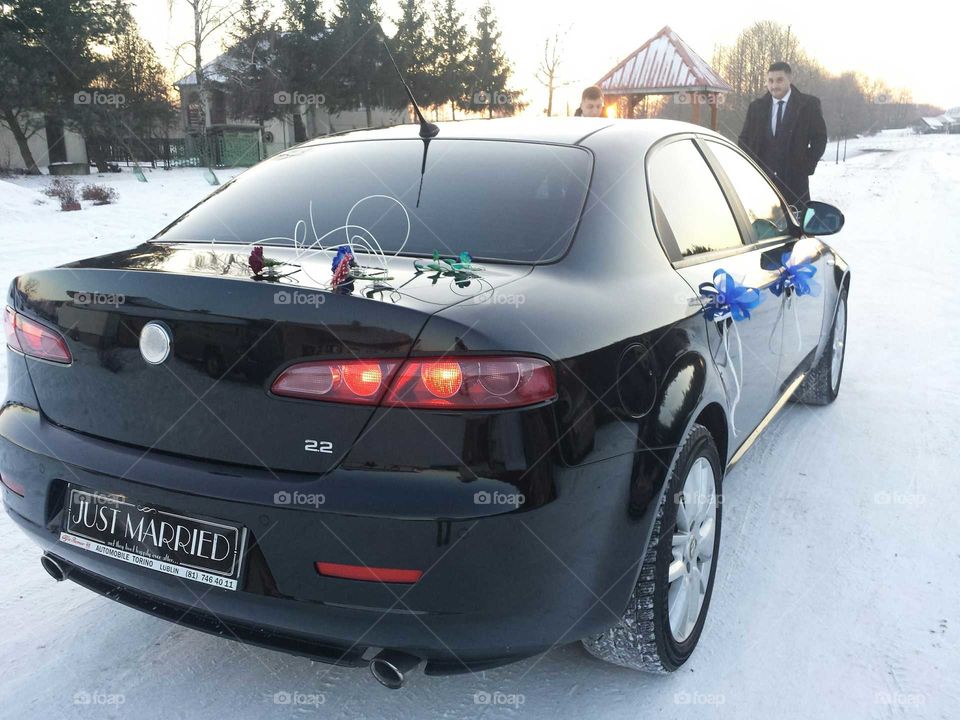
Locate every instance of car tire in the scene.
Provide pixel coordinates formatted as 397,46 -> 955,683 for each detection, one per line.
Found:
792,289 -> 847,406
581,424 -> 722,672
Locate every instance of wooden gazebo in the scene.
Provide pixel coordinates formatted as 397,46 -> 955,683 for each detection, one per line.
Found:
597,26 -> 732,129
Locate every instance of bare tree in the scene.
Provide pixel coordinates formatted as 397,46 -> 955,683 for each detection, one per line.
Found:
535,28 -> 572,117
168,0 -> 238,165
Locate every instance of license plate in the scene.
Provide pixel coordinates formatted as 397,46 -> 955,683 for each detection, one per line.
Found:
60,485 -> 247,591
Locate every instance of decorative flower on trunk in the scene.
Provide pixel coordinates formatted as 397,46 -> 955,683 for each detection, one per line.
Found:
248,245 -> 297,279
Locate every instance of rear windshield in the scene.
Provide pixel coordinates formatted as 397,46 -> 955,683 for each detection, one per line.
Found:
156,138 -> 593,264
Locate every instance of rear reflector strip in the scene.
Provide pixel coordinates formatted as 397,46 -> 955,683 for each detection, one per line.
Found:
0,473 -> 25,497
315,561 -> 423,584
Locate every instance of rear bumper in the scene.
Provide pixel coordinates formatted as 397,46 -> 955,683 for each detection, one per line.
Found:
0,403 -> 653,673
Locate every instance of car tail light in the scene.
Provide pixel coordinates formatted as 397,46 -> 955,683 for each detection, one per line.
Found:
271,359 -> 401,404
384,356 -> 556,409
3,307 -> 18,352
4,306 -> 72,364
315,561 -> 422,584
272,355 -> 556,409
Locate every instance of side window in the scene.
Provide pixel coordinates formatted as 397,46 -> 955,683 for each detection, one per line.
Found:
707,141 -> 789,242
648,139 -> 744,259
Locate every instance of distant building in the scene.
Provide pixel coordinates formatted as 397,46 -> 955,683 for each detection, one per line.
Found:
915,106 -> 960,134
0,113 -> 88,172
174,52 -> 408,167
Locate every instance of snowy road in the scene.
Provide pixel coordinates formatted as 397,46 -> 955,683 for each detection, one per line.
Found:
1,133 -> 958,718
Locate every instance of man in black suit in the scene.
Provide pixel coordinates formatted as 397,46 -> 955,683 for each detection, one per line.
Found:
738,62 -> 827,212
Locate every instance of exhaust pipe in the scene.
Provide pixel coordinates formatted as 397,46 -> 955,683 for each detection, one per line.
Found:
369,649 -> 421,689
40,554 -> 67,582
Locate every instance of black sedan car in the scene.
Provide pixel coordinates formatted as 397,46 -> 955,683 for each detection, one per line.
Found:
1,118 -> 848,688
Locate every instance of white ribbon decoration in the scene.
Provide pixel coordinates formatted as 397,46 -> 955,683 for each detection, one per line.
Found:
714,312 -> 744,437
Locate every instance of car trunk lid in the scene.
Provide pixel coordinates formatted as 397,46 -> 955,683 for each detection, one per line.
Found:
10,242 -> 531,474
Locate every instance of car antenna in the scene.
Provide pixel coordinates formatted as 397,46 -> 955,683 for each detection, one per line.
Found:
379,29 -> 439,139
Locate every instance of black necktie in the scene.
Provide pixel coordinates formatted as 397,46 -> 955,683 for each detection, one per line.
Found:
775,100 -> 784,136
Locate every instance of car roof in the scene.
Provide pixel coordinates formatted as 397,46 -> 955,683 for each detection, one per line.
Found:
298,117 -> 728,152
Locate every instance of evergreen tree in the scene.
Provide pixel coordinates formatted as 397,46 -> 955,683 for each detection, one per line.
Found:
431,0 -> 468,120
221,0 -> 282,136
462,1 -> 523,118
275,0 -> 329,140
328,0 -> 387,127
389,0 -> 436,115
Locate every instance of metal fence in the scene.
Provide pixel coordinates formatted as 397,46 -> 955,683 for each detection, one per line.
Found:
87,131 -> 263,170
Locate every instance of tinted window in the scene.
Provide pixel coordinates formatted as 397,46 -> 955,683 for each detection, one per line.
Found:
708,141 -> 789,242
157,139 -> 592,264
648,140 -> 743,258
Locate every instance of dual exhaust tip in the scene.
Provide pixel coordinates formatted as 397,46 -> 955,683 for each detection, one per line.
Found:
41,554 -> 421,689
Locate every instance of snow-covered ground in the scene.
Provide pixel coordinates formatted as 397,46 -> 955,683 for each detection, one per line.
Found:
1,131 -> 958,718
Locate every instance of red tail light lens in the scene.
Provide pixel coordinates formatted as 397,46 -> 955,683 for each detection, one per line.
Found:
384,356 -> 556,409
341,362 -> 385,397
271,360 -> 400,404
3,307 -> 19,352
272,356 -> 556,409
419,361 -> 462,398
4,306 -> 72,364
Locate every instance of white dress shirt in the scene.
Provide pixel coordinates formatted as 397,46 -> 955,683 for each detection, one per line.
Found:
771,88 -> 792,136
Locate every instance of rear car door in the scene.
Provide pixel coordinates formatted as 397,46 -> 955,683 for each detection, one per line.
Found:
647,136 -> 782,443
701,139 -> 828,390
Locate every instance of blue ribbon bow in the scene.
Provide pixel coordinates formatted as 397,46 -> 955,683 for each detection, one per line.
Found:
771,252 -> 820,298
699,269 -> 762,322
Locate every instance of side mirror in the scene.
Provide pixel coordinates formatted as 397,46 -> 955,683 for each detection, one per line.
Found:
802,201 -> 845,236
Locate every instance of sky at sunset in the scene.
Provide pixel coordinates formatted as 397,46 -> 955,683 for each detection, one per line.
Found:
135,0 -> 958,113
